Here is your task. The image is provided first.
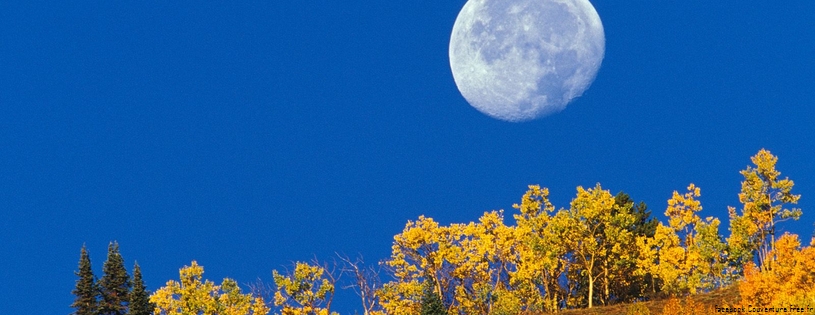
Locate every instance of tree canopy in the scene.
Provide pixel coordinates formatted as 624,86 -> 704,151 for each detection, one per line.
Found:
71,149 -> 813,314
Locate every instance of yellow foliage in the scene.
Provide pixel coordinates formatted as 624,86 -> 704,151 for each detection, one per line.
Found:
636,184 -> 727,296
272,262 -> 337,315
659,297 -> 713,315
625,302 -> 650,315
512,185 -> 564,312
489,287 -> 522,315
562,183 -> 636,308
150,261 -> 270,315
381,188 -> 559,314
728,149 -> 802,271
665,184 -> 702,239
739,233 -> 815,310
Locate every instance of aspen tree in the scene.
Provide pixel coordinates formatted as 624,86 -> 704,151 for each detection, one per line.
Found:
150,261 -> 269,315
562,184 -> 634,308
273,262 -> 338,315
728,149 -> 801,272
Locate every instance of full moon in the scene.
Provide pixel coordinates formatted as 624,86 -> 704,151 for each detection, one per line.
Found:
449,0 -> 605,122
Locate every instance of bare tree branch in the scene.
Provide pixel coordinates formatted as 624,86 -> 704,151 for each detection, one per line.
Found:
337,253 -> 383,315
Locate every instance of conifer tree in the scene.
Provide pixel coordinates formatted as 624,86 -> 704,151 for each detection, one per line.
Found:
99,242 -> 131,315
72,245 -> 99,315
420,275 -> 446,315
617,193 -> 657,239
611,192 -> 659,302
128,262 -> 154,315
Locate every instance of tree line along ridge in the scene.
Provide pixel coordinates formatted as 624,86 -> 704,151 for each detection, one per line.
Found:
72,149 -> 814,315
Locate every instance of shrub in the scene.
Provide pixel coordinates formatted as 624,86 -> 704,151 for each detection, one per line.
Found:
660,297 -> 714,315
625,302 -> 651,315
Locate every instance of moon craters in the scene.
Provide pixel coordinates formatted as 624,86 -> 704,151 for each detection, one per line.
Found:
450,0 -> 605,122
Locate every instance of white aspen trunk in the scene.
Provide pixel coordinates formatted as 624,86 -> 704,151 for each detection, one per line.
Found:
588,273 -> 594,309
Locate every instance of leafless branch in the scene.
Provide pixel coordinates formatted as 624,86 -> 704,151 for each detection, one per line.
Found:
337,252 -> 384,315
246,277 -> 274,304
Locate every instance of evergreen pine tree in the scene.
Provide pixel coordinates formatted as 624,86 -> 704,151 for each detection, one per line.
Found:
615,192 -> 662,298
128,262 -> 155,315
71,245 -> 99,315
420,275 -> 446,315
99,242 -> 131,315
614,192 -> 657,238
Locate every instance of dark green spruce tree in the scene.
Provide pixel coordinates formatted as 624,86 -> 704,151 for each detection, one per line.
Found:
614,192 -> 661,300
71,245 -> 99,315
617,192 -> 657,239
128,262 -> 155,315
420,275 -> 446,315
99,242 -> 131,315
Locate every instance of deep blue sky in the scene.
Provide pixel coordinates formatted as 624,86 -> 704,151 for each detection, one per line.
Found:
1,1 -> 814,314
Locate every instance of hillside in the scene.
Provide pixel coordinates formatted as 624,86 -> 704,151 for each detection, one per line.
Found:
550,286 -> 740,315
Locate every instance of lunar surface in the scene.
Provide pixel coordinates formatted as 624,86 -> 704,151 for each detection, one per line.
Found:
449,0 -> 605,122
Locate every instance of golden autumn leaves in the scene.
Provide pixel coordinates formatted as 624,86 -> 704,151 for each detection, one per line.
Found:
379,184 -> 652,313
149,261 -> 338,315
727,149 -> 802,272
636,184 -> 729,296
272,262 -> 338,315
375,149 -> 804,314
149,261 -> 271,315
740,233 -> 815,308
730,150 -> 811,310
146,149 -> 808,314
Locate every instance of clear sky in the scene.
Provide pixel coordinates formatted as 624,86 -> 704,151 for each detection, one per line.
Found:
1,1 -> 814,314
